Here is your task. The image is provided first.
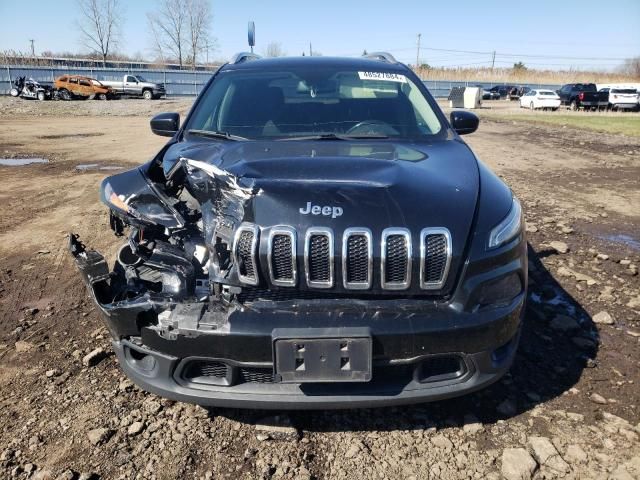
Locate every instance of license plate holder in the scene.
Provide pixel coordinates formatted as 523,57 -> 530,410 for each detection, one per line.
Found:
273,328 -> 372,383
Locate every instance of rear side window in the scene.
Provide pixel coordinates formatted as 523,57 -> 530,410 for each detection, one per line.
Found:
611,89 -> 637,94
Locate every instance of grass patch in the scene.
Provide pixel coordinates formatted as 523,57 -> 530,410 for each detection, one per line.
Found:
486,113 -> 640,137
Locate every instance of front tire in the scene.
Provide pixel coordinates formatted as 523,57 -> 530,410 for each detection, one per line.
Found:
98,93 -> 107,100
10,88 -> 19,97
570,101 -> 578,111
142,89 -> 153,100
37,91 -> 46,101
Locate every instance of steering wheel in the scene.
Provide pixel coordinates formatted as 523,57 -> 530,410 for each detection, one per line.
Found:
346,120 -> 399,136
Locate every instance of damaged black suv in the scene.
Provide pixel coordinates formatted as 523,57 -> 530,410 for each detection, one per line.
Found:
70,53 -> 526,409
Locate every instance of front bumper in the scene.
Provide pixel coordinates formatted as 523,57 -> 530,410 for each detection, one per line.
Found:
69,232 -> 526,408
114,323 -> 521,409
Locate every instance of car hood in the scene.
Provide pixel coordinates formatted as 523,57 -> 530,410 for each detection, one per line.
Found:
162,139 -> 479,274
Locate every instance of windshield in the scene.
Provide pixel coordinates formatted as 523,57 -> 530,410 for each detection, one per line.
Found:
186,65 -> 443,140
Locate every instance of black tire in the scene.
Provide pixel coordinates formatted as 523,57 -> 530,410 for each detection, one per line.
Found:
142,89 -> 153,100
552,107 -> 558,111
60,89 -> 72,101
570,100 -> 578,111
98,93 -> 107,100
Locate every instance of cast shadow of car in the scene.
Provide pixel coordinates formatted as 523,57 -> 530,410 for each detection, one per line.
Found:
209,243 -> 599,431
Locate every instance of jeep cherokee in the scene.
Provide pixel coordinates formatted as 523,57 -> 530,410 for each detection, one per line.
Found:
69,52 -> 527,409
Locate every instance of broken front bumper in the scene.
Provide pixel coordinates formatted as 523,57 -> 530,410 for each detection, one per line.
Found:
69,233 -> 525,409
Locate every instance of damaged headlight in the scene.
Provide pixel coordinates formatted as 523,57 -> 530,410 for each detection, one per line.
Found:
487,196 -> 523,249
100,168 -> 184,229
104,181 -> 131,214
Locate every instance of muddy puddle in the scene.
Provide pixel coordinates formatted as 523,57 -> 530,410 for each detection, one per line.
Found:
0,158 -> 49,166
75,163 -> 123,171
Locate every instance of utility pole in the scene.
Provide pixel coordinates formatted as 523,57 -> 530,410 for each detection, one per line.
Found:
416,33 -> 421,68
29,39 -> 35,57
491,50 -> 496,70
309,42 -> 312,57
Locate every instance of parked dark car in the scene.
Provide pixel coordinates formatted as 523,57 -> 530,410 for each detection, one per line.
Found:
477,85 -> 500,100
508,86 -> 531,101
488,85 -> 516,99
70,53 -> 527,409
557,83 -> 608,111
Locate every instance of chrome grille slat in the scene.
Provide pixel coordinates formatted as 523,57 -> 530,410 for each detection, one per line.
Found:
381,228 -> 412,290
268,227 -> 297,286
233,224 -> 259,285
305,227 -> 334,288
233,225 -> 450,292
419,228 -> 452,290
342,228 -> 373,290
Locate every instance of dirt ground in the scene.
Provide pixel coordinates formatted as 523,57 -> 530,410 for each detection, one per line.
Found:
0,96 -> 639,480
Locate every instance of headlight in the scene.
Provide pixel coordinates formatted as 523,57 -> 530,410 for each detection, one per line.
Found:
488,196 -> 523,249
104,181 -> 130,213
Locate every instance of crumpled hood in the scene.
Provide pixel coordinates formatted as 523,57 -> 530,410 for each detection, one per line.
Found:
163,139 -> 479,257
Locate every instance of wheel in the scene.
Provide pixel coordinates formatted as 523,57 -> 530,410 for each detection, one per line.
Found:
98,93 -> 107,100
37,91 -> 46,101
530,102 -> 535,110
552,107 -> 558,111
60,89 -> 71,101
10,88 -> 19,97
142,89 -> 153,100
570,101 -> 577,111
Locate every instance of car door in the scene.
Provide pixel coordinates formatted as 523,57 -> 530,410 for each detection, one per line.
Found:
125,75 -> 138,95
78,78 -> 92,97
68,77 -> 80,96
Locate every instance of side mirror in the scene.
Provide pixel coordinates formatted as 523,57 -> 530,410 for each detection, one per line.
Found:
151,112 -> 180,137
450,111 -> 479,136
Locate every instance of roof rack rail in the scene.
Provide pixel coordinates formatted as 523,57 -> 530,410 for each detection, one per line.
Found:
363,52 -> 398,64
231,52 -> 262,64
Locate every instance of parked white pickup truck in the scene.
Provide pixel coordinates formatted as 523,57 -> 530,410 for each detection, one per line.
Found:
100,75 -> 166,100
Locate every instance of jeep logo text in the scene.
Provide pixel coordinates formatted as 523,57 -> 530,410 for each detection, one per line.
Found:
299,202 -> 343,219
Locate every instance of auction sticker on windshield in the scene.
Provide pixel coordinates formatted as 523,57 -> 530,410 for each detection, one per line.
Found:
358,72 -> 407,83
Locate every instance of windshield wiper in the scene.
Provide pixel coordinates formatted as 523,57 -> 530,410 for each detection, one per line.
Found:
280,133 -> 388,141
186,129 -> 248,141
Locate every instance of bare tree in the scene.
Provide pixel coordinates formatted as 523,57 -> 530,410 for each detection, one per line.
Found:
264,41 -> 285,58
187,0 -> 213,67
76,0 -> 122,67
147,0 -> 214,68
619,57 -> 640,78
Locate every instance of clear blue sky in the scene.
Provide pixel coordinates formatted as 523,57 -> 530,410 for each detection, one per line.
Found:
1,0 -> 638,70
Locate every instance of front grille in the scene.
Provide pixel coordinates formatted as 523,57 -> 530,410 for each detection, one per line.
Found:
420,228 -> 451,289
234,225 -> 259,285
239,367 -> 275,384
234,224 -> 451,292
305,228 -> 334,288
186,360 -> 227,379
268,227 -> 296,286
344,230 -> 372,289
382,229 -> 411,290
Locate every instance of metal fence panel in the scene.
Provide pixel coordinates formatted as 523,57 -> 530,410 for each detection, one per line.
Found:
0,64 -> 216,97
1,64 -> 562,98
